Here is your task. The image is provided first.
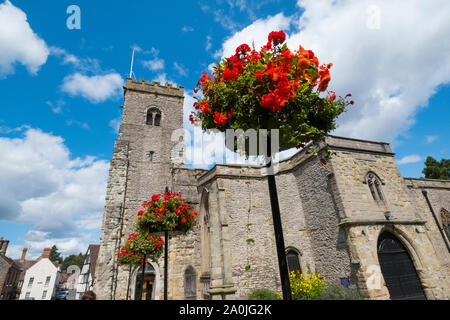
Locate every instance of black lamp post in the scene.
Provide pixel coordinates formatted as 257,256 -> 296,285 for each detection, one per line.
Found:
263,121 -> 292,300
164,187 -> 169,300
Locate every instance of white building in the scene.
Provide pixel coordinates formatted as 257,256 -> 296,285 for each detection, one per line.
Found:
76,245 -> 99,300
19,248 -> 61,300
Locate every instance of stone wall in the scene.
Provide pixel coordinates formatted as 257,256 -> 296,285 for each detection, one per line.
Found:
326,136 -> 450,299
93,79 -> 449,300
404,178 -> 450,277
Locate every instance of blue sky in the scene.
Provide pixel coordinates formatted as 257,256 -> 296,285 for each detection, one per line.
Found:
0,0 -> 449,259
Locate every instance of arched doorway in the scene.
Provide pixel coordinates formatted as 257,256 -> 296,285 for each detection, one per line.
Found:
135,264 -> 156,300
377,232 -> 426,300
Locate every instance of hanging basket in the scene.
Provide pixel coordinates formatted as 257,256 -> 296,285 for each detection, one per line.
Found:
190,30 -> 353,157
116,232 -> 164,266
136,192 -> 198,235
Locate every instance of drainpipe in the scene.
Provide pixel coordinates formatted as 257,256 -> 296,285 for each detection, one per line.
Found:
421,187 -> 450,253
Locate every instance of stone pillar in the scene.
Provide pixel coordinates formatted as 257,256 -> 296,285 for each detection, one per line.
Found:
208,180 -> 237,299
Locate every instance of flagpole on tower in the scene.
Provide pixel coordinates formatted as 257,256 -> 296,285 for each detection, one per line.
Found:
129,48 -> 135,79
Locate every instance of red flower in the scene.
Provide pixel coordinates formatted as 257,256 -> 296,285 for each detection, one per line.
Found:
318,74 -> 331,92
236,43 -> 251,54
199,101 -> 211,114
327,91 -> 336,102
213,112 -> 227,126
268,30 -> 286,45
297,58 -> 310,71
228,108 -> 234,119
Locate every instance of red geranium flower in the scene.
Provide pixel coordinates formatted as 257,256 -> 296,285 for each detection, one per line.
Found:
213,112 -> 227,126
236,43 -> 251,54
268,30 -> 286,45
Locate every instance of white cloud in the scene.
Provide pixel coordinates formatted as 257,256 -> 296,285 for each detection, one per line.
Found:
108,116 -> 121,134
45,99 -> 65,114
50,46 -> 101,74
142,58 -> 165,71
0,0 -> 49,78
425,135 -> 438,144
216,1 -> 450,144
206,35 -> 212,51
0,127 -> 109,257
173,62 -> 188,77
287,0 -> 450,142
216,13 -> 292,59
66,119 -> 90,130
181,25 -> 194,32
152,73 -> 177,86
61,72 -> 124,103
397,154 -> 422,165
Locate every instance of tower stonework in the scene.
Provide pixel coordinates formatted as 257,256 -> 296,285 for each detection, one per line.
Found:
94,79 -> 188,300
94,77 -> 450,300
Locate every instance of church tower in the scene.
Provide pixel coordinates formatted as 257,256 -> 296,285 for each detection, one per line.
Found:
94,78 -> 185,300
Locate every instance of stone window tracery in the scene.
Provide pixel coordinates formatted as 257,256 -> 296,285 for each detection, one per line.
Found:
146,107 -> 161,126
441,208 -> 450,241
365,171 -> 385,203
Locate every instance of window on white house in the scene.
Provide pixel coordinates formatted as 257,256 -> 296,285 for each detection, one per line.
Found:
25,292 -> 30,299
27,277 -> 34,289
44,276 -> 51,287
42,290 -> 47,299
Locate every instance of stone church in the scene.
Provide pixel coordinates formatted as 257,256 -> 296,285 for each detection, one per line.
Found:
93,78 -> 450,300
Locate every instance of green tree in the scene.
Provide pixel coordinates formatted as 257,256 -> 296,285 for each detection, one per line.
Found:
422,156 -> 449,180
49,245 -> 63,264
61,253 -> 85,272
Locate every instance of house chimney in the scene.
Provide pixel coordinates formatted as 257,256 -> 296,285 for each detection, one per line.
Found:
0,238 -> 9,256
21,248 -> 28,260
42,248 -> 51,259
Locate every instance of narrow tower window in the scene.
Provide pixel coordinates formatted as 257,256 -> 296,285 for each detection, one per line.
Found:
146,107 -> 161,126
286,249 -> 301,276
154,113 -> 161,126
441,208 -> 450,240
149,151 -> 154,162
365,171 -> 386,204
184,266 -> 197,300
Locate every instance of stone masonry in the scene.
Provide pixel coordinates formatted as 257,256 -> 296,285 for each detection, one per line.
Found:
94,78 -> 450,300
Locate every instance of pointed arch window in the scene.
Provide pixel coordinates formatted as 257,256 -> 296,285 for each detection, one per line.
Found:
184,266 -> 197,300
441,208 -> 450,241
146,107 -> 161,126
365,172 -> 385,203
286,249 -> 301,276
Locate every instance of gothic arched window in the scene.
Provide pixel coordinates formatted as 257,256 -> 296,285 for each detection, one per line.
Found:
441,208 -> 450,241
286,249 -> 301,276
146,108 -> 161,126
365,171 -> 385,202
184,266 -> 197,300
